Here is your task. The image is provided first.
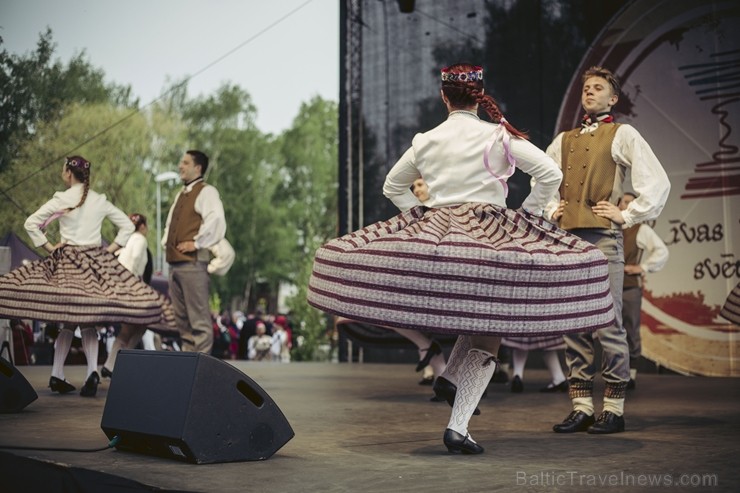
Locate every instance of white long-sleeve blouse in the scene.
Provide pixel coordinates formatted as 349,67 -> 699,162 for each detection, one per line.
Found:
383,111 -> 562,216
24,183 -> 134,248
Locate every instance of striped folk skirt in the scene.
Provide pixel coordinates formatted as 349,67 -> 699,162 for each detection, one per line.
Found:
0,244 -> 175,327
502,334 -> 566,351
308,204 -> 615,337
720,283 -> 740,325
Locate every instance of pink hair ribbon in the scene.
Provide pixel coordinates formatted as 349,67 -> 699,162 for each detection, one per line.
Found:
38,210 -> 67,231
482,118 -> 516,196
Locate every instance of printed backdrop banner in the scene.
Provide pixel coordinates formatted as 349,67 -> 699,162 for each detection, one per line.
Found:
556,0 -> 740,376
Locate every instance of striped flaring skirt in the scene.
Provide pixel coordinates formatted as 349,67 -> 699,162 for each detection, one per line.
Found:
720,283 -> 740,325
501,334 -> 566,351
0,244 -> 175,328
308,204 -> 615,336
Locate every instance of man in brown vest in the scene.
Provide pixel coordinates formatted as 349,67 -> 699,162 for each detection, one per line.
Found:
162,150 -> 226,353
619,192 -> 669,390
546,67 -> 670,434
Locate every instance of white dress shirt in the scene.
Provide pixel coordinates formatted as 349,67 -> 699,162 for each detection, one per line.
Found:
24,183 -> 134,248
161,178 -> 226,250
544,123 -> 671,227
383,111 -> 562,216
116,231 -> 149,277
632,223 -> 669,273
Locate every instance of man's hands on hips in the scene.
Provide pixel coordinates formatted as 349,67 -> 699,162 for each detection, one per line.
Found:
176,240 -> 197,253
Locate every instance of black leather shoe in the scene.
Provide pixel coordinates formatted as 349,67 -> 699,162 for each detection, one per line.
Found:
80,371 -> 100,397
626,379 -> 635,390
101,366 -> 113,379
553,410 -> 595,433
511,375 -> 523,393
433,376 -> 480,415
491,368 -> 509,384
540,380 -> 569,393
443,429 -> 484,455
416,340 -> 442,372
587,411 -> 625,434
49,376 -> 76,394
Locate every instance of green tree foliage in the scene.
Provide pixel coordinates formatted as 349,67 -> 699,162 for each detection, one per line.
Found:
276,96 -> 338,361
0,102 -> 184,245
0,29 -> 136,172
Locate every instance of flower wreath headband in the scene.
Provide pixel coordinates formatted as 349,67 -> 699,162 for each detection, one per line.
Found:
441,66 -> 484,82
65,156 -> 91,169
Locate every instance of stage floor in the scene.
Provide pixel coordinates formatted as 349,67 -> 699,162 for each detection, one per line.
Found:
1,361 -> 739,492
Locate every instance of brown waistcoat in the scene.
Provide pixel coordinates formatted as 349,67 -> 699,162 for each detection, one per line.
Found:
559,123 -> 624,230
166,182 -> 205,263
623,223 -> 643,289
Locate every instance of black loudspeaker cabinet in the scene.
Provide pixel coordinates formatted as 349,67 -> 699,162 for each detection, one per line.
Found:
0,356 -> 38,413
100,350 -> 294,464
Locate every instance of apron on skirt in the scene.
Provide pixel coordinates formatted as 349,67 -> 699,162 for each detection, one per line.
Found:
0,244 -> 175,328
308,204 -> 615,336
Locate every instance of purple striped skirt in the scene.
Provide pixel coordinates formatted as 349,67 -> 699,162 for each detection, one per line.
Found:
0,244 -> 174,327
502,335 -> 566,351
720,283 -> 740,325
308,204 -> 615,336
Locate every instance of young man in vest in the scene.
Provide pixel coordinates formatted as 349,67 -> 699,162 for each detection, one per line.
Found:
619,192 -> 669,389
546,67 -> 671,434
162,150 -> 226,353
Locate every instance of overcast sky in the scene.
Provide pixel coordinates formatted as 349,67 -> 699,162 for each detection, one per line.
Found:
0,0 -> 339,135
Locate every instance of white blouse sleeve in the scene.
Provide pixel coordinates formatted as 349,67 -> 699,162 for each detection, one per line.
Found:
383,145 -> 424,211
24,194 -> 67,247
613,125 -> 671,227
194,185 -> 227,250
636,224 -> 669,273
511,137 -> 563,217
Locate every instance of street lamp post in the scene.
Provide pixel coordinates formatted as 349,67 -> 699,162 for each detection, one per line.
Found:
154,171 -> 180,275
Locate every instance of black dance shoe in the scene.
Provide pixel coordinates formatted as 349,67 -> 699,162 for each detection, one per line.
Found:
79,371 -> 100,397
101,366 -> 113,379
511,375 -> 524,393
553,410 -> 595,433
432,376 -> 481,415
626,378 -> 636,390
443,429 -> 484,455
587,411 -> 625,434
539,380 -> 569,393
418,376 -> 433,386
415,340 -> 442,372
48,376 -> 76,394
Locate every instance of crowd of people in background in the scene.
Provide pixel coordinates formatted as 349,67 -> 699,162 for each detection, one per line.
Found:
212,309 -> 293,363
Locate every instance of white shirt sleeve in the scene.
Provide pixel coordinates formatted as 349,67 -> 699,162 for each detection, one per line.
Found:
24,194 -> 66,247
635,224 -> 669,273
106,201 -> 135,247
542,133 -> 565,221
511,137 -> 563,217
383,145 -> 424,211
613,125 -> 671,227
193,185 -> 227,250
117,233 -> 148,277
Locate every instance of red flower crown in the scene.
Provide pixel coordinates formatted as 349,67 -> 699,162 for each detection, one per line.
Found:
441,66 -> 483,82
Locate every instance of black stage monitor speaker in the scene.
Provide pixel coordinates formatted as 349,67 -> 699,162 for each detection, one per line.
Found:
100,350 -> 294,464
0,356 -> 38,413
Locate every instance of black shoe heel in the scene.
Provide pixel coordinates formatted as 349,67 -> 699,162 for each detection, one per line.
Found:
49,376 -> 76,394
433,376 -> 481,415
80,371 -> 100,397
443,429 -> 484,455
416,340 -> 442,372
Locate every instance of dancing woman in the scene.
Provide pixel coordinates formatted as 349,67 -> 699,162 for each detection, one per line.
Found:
308,63 -> 615,454
0,156 -> 171,396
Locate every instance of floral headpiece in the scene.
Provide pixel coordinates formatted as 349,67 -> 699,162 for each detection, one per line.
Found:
129,213 -> 146,226
65,156 -> 91,169
441,66 -> 483,82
